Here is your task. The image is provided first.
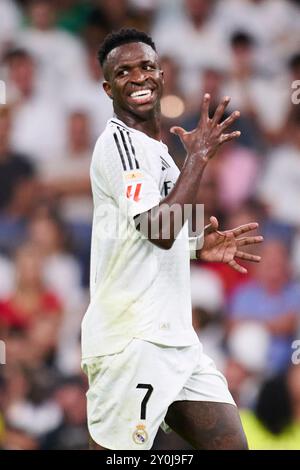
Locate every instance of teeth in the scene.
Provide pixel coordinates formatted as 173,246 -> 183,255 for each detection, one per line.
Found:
130,90 -> 152,98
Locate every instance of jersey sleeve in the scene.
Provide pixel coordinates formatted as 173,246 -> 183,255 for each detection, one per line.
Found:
189,233 -> 204,260
98,126 -> 162,219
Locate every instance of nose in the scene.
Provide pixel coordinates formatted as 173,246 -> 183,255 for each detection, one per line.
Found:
130,67 -> 146,84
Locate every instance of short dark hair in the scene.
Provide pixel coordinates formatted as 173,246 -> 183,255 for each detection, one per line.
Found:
3,47 -> 33,64
98,28 -> 156,67
288,53 -> 300,71
230,30 -> 255,48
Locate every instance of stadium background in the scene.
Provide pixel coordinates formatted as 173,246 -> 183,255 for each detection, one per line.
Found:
0,0 -> 300,450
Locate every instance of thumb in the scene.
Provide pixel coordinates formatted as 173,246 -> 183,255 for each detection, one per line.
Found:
170,126 -> 186,139
204,216 -> 219,234
209,216 -> 219,230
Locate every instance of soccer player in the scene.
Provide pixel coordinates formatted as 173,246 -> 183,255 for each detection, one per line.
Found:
81,28 -> 263,450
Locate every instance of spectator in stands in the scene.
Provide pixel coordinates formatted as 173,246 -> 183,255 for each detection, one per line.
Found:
215,0 -> 300,74
0,105 -> 36,254
0,0 -> 22,57
152,0 -> 229,94
43,376 -> 89,449
224,30 -> 285,148
27,211 -> 87,375
39,111 -> 92,226
0,242 -> 62,331
3,366 -> 62,446
241,366 -> 300,449
229,239 -> 300,373
17,0 -> 88,89
259,108 -> 300,226
63,46 -> 113,143
4,48 -> 66,165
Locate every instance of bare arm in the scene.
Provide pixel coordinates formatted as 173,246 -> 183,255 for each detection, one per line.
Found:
136,94 -> 241,249
265,312 -> 297,336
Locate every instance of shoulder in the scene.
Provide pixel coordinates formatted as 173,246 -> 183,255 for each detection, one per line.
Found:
7,153 -> 35,172
93,120 -> 147,172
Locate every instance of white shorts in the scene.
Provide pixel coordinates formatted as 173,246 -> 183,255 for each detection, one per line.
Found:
82,338 -> 235,450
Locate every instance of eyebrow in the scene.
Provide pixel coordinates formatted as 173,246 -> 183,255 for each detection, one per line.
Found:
114,59 -> 156,74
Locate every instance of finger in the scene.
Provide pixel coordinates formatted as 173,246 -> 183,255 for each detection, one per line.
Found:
237,236 -> 264,247
170,126 -> 187,138
211,96 -> 231,127
199,93 -> 211,127
204,216 -> 219,235
219,130 -> 241,143
229,222 -> 259,237
235,251 -> 262,262
228,259 -> 248,274
219,110 -> 241,132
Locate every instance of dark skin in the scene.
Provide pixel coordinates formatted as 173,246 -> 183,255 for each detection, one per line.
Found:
93,41 -> 255,450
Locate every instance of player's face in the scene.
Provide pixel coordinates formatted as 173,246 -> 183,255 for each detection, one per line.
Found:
103,42 -> 163,119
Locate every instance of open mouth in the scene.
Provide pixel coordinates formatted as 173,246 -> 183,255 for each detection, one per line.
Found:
128,88 -> 154,105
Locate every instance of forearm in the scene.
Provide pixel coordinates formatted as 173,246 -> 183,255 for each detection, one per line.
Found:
136,94 -> 241,249
265,312 -> 297,336
137,154 -> 208,249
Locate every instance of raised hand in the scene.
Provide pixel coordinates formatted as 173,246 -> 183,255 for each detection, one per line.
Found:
198,216 -> 263,274
170,94 -> 241,162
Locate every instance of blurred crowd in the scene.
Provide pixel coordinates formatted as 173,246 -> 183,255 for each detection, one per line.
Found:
0,0 -> 300,450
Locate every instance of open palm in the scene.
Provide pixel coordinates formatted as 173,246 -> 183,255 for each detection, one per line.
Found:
199,216 -> 263,274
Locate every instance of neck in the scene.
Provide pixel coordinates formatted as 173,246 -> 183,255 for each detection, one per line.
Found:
114,106 -> 161,141
70,141 -> 89,154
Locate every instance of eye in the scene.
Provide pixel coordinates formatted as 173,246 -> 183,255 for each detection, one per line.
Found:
144,64 -> 154,71
117,69 -> 129,77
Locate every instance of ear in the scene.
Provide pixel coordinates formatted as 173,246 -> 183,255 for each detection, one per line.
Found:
103,81 -> 113,100
160,69 -> 164,84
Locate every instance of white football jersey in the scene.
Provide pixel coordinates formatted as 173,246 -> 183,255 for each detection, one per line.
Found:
81,117 -> 199,358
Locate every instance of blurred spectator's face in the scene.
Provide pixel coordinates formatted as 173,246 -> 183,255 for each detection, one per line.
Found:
224,358 -> 249,405
195,176 -> 219,221
5,334 -> 28,367
4,367 -> 29,403
28,316 -> 61,360
10,178 -> 37,217
8,56 -> 35,97
201,69 -> 224,102
231,43 -> 254,72
68,112 -> 90,150
288,121 -> 300,148
101,0 -> 128,23
29,1 -> 55,30
287,366 -> 300,415
256,240 -> 290,290
15,246 -> 43,287
55,385 -> 87,425
0,110 -> 11,153
160,57 -> 179,95
28,217 -> 62,254
87,48 -> 103,81
185,0 -> 212,23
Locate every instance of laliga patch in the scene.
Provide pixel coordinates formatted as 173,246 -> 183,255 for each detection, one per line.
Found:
126,182 -> 142,202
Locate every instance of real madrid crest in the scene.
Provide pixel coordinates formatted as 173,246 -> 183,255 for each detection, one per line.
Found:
132,423 -> 148,444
